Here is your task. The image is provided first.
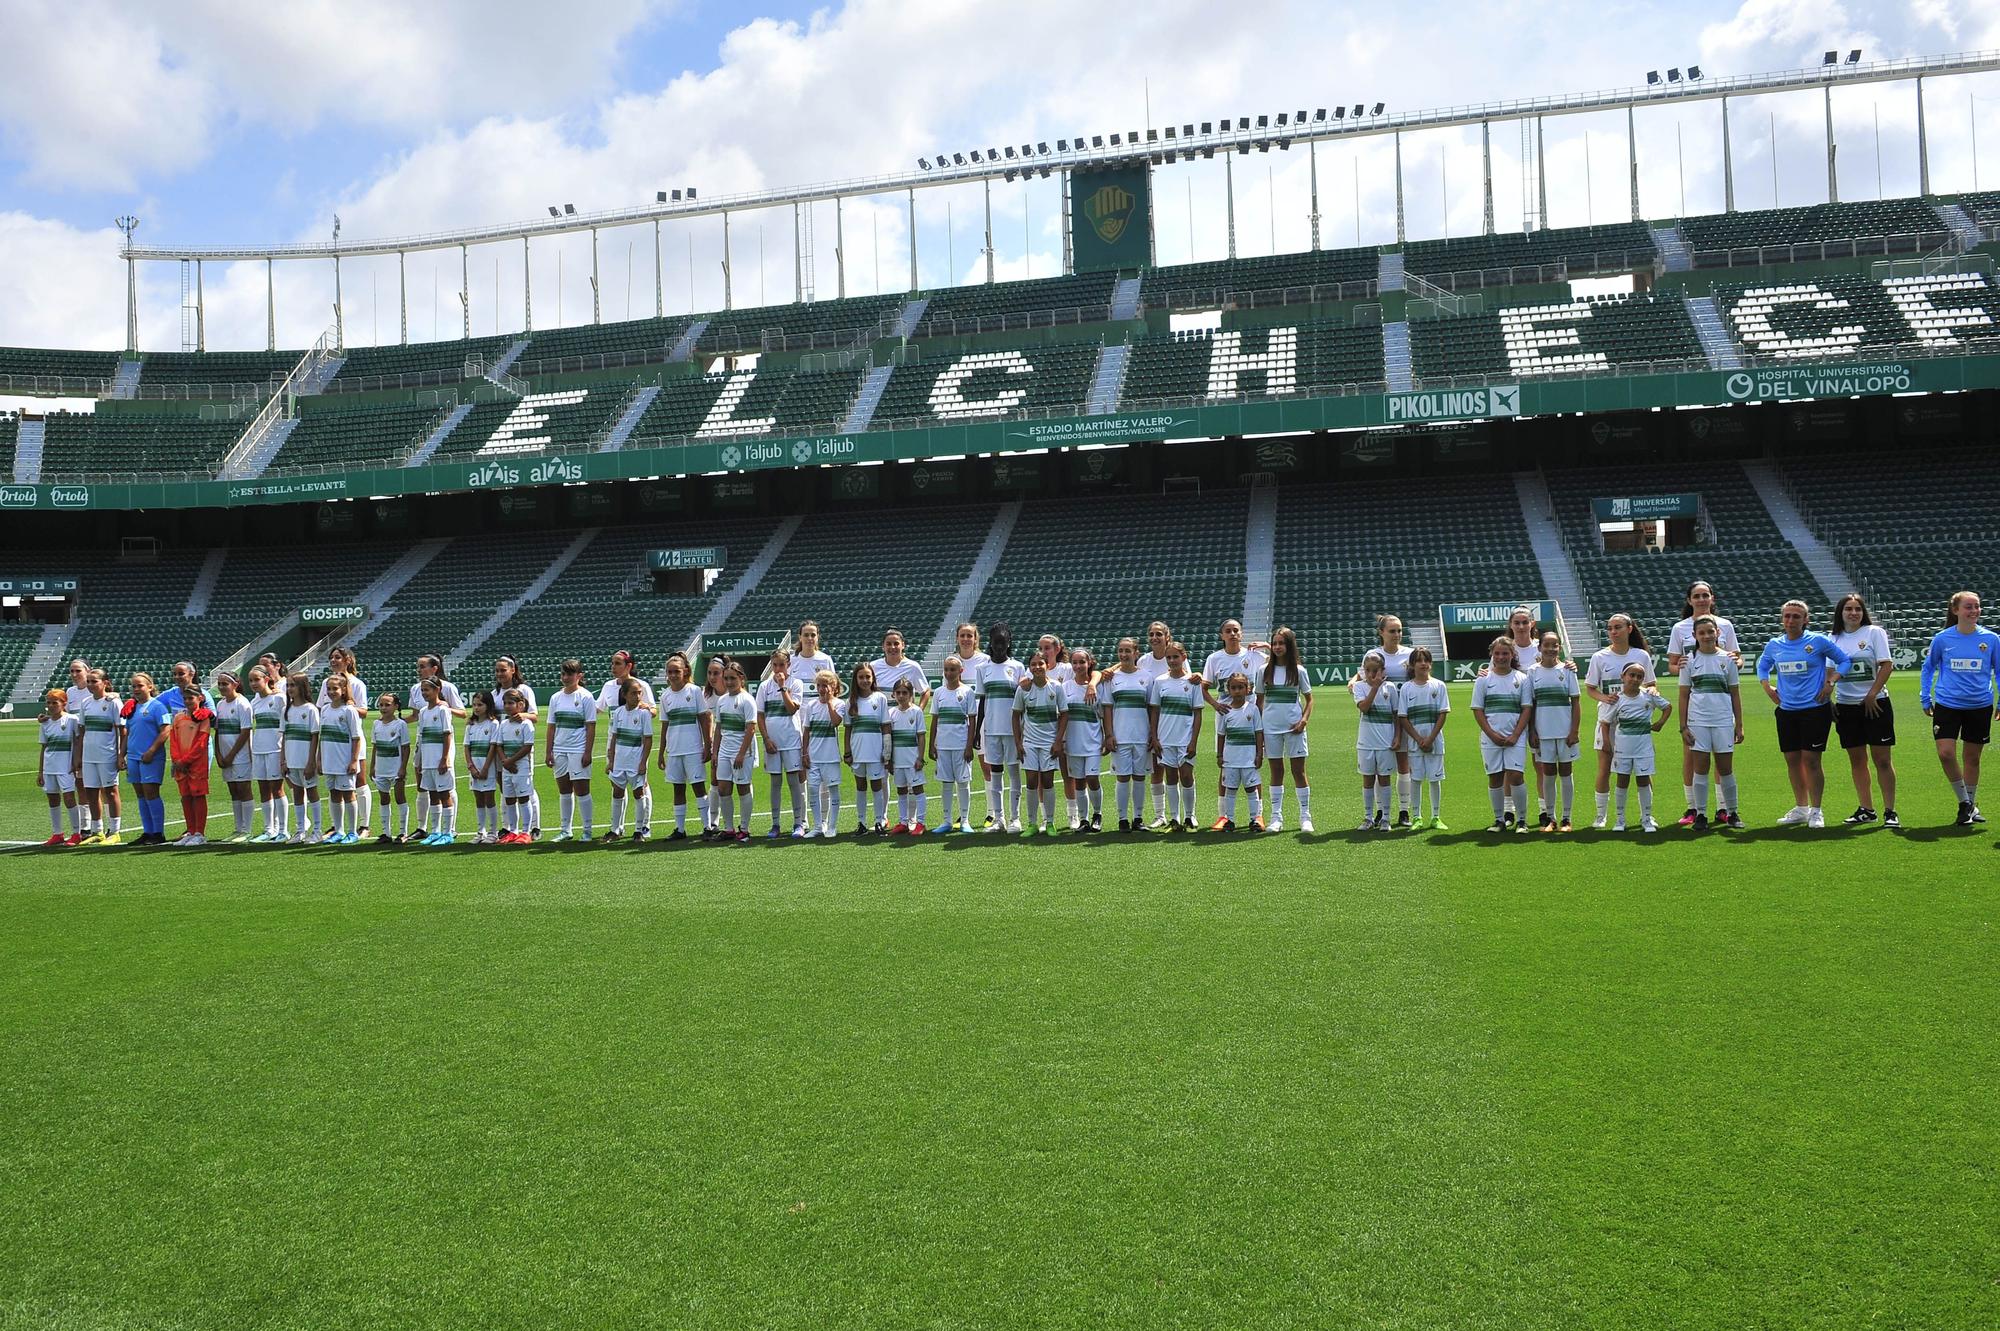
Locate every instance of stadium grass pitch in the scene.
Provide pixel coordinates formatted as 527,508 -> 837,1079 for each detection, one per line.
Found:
2,674 -> 1995,1329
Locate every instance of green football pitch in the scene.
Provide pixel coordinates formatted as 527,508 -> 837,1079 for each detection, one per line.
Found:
2,675 -> 1994,1329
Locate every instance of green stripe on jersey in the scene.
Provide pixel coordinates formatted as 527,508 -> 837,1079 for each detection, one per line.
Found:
283,723 -> 318,741
1265,685 -> 1301,704
253,713 -> 280,730
1024,703 -> 1062,724
214,720 -> 242,736
1361,704 -> 1396,724
717,713 -> 747,733
552,713 -> 586,730
321,724 -> 351,744
891,730 -> 920,748
665,707 -> 700,730
43,737 -> 71,752
84,715 -> 115,733
983,679 -> 1016,699
420,726 -> 450,745
1157,697 -> 1194,716
807,721 -> 840,739
468,740 -> 493,757
375,742 -> 402,755
1403,704 -> 1441,725
1533,687 -> 1573,708
1618,717 -> 1654,735
1689,674 -> 1731,694
934,706 -> 968,725
1481,696 -> 1522,714
1111,694 -> 1148,709
613,725 -> 647,744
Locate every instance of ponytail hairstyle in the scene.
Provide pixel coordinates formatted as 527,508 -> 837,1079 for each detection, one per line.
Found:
1608,613 -> 1650,653
611,648 -> 638,677
1263,626 -> 1301,687
664,651 -> 692,688
1948,590 -> 1981,626
1376,613 -> 1404,647
494,654 -> 524,688
421,652 -> 448,683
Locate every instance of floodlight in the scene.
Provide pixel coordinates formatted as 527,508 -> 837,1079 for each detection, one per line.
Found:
1201,146 -> 1214,159
1109,134 -> 1120,146
548,206 -> 560,217
1004,169 -> 1016,181
1164,125 -> 1177,139
1257,141 -> 1269,152
1037,141 -> 1048,153
1201,121 -> 1212,133
1022,143 -> 1032,156
564,203 -> 576,215
1353,103 -> 1364,115
953,152 -> 965,165
1256,114 -> 1268,127
1315,108 -> 1326,121
1372,102 -> 1384,114
1004,146 -> 1015,158
1824,50 -> 1838,64
988,147 -> 998,158
1296,109 -> 1306,121
657,191 -> 667,202
917,159 -> 929,171
1183,123 -> 1194,136
1847,48 -> 1861,62
1147,128 -> 1158,141
1688,65 -> 1703,79
1647,70 -> 1660,84
1092,135 -> 1103,147
1334,106 -> 1346,119
1276,113 -> 1287,126
1668,68 -> 1681,82
1236,117 -> 1249,129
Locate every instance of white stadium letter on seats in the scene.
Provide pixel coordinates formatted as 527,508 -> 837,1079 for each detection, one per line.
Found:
697,370 -> 778,438
479,389 -> 588,455
1727,283 -> 1865,359
930,350 -> 1034,418
1884,275 -> 1997,347
1206,328 -> 1297,399
1501,302 -> 1608,377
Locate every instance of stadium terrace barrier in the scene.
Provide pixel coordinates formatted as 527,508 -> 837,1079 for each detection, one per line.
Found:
0,372 -> 267,402
10,348 -> 2000,513
911,306 -> 1114,339
1412,250 -> 1659,292
1151,280 -> 1379,312
1690,230 -> 1954,269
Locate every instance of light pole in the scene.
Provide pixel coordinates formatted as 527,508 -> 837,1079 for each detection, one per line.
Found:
115,215 -> 140,353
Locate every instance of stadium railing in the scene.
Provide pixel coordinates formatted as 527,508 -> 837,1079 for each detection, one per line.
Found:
0,372 -> 269,402
1146,279 -> 1379,312
910,305 -> 1114,338
1410,250 -> 1662,292
1689,229 -> 1955,269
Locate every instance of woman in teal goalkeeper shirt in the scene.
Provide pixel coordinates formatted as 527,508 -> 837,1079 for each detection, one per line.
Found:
1920,590 -> 2000,826
1755,600 -> 1850,829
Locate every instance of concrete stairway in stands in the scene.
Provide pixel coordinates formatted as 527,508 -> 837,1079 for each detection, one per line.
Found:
1934,200 -> 1985,251
1514,470 -> 1592,650
11,418 -> 45,482
1651,223 -> 1693,272
668,320 -> 709,362
843,365 -> 894,433
1377,251 -> 1405,292
1740,460 -> 1854,607
1240,483 -> 1278,637
1686,295 -> 1743,370
597,384 -> 661,452
403,403 -> 474,467
184,548 -> 227,618
228,417 -> 300,480
1084,344 -> 1131,414
107,359 -> 143,399
6,621 -> 77,710
891,298 -> 930,339
922,502 -> 1022,671
1108,276 -> 1144,321
1381,322 -> 1413,392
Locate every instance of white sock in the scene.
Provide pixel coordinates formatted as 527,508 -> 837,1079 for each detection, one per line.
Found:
872,784 -> 886,825
956,781 -> 970,824
1222,788 -> 1237,822
1249,789 -> 1263,820
1151,779 -> 1164,819
1296,786 -> 1311,817
915,787 -> 928,824
1683,783 -> 1696,810
1560,772 -> 1575,820
1398,772 -> 1412,815
1428,780 -> 1443,818
825,785 -> 841,830
560,793 -> 574,834
1639,786 -> 1653,820
635,790 -> 651,834
1271,786 -> 1286,823
1693,773 -> 1709,814
308,798 -> 323,834
1164,783 -> 1179,821
675,800 -> 688,832
1595,790 -> 1609,820
610,791 -> 626,835
1363,785 -> 1376,820
356,784 -> 372,830
578,794 -> 593,835
49,805 -> 63,835
984,770 -> 1000,821
1719,775 -> 1737,811
1007,765 -> 1021,821
529,791 -> 542,832
1616,787 -> 1629,821
1182,781 -> 1196,822
345,802 -> 358,836
1489,786 -> 1506,819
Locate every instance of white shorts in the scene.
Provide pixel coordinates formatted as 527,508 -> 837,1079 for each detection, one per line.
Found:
1612,748 -> 1657,777
981,734 -> 1019,766
374,773 -> 401,795
81,757 -> 119,790
42,772 -> 75,795
848,759 -> 884,782
1480,738 -> 1528,775
550,750 -> 589,780
502,769 -> 535,800
1222,764 -> 1261,790
419,768 -> 454,793
1023,745 -> 1056,774
1532,736 -> 1579,765
1357,747 -> 1399,777
326,773 -> 356,793
892,760 -> 923,787
1266,729 -> 1309,759
1113,742 -> 1150,777
934,749 -> 971,784
662,753 -> 705,785
716,754 -> 751,785
1065,751 -> 1100,780
763,746 -> 802,774
1687,724 -> 1735,755
608,763 -> 644,791
1592,718 -> 1614,752
1157,743 -> 1190,770
1410,749 -> 1446,782
469,770 -> 498,793
286,770 -> 317,790
251,751 -> 282,782
222,756 -> 252,784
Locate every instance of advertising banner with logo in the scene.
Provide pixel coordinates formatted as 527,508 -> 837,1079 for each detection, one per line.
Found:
0,576 -> 79,594
299,605 -> 367,626
1588,495 -> 1700,521
648,548 -> 726,571
1070,164 -> 1152,272
907,461 -> 962,497
1440,600 -> 1560,632
701,631 -> 787,654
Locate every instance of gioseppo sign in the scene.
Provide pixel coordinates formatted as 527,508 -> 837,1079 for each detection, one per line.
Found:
1385,384 -> 1521,423
0,484 -> 87,508
1723,362 -> 1914,401
299,604 -> 367,625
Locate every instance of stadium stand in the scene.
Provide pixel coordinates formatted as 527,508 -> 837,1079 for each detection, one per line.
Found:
138,350 -> 299,390
1271,477 -> 1545,663
458,516 -> 782,691
728,505 -> 1001,676
1680,198 -> 1949,262
871,345 -> 1100,426
517,317 -> 693,372
0,622 -> 44,701
356,530 -> 586,680
38,410 -> 244,476
270,400 -> 458,471
915,272 -> 1119,333
1410,291 -> 1704,381
0,346 -> 121,385
330,335 -> 515,388
1959,190 -> 2000,228
1119,320 -> 1387,404
434,388 -> 633,459
1715,273 -> 2000,359
973,491 -> 1249,658
1142,247 -> 1378,307
1544,462 -> 1806,648
0,411 -> 16,458
1401,221 -> 1655,283
1776,446 -> 2000,638
696,294 -> 904,354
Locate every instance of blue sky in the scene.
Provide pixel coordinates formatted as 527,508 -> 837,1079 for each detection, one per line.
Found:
1,0 -> 1997,352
